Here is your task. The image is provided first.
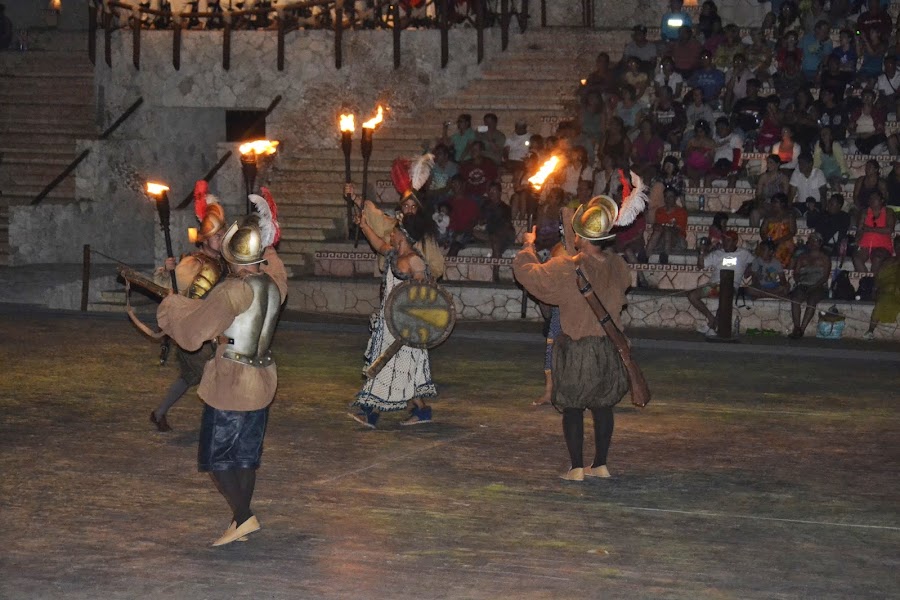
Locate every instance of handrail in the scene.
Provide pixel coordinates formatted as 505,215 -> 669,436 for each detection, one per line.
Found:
31,97 -> 145,206
175,94 -> 283,210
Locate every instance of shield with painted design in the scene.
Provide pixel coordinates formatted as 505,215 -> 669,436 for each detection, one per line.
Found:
365,281 -> 456,379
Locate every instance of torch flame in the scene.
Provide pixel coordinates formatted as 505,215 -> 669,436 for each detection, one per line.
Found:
239,140 -> 280,156
527,156 -> 561,190
146,182 -> 170,196
362,106 -> 384,129
580,79 -> 587,85
339,114 -> 355,133
187,227 -> 198,244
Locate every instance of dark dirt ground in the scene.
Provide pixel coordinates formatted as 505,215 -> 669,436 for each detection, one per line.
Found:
1,311 -> 898,600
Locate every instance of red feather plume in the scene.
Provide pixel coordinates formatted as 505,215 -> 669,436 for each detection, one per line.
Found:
390,158 -> 413,196
193,180 -> 209,222
260,186 -> 281,245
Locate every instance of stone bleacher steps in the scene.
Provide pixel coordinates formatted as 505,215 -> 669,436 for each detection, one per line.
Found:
267,28 -> 627,270
0,47 -> 95,266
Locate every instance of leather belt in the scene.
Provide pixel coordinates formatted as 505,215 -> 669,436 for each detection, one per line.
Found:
222,349 -> 273,368
215,336 -> 234,346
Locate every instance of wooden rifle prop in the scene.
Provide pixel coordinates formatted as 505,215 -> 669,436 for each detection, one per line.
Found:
117,264 -> 168,341
575,264 -> 651,408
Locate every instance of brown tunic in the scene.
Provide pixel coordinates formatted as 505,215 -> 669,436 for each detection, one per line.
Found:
363,201 -> 445,279
157,248 -> 288,412
512,247 -> 631,340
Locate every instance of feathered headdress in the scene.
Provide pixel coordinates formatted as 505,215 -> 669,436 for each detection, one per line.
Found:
193,180 -> 225,242
613,170 -> 648,227
390,153 -> 434,208
249,187 -> 280,247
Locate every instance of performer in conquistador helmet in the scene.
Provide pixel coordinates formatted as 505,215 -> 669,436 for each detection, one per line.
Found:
157,191 -> 287,547
150,181 -> 228,432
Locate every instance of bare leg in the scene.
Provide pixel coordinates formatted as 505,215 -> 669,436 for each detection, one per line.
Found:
688,289 -> 717,328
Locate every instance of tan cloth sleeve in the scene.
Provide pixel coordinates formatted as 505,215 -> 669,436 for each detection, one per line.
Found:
261,246 -> 289,301
363,201 -> 395,243
419,235 -> 445,279
157,279 -> 253,351
512,247 -> 571,306
173,255 -> 202,295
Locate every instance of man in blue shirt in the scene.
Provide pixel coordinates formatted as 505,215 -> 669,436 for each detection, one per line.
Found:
660,0 -> 692,43
800,20 -> 833,82
688,51 -> 725,106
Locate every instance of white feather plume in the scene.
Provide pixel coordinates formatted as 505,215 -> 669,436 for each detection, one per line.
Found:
615,172 -> 648,227
410,153 -> 434,191
249,194 -> 277,248
206,193 -> 219,206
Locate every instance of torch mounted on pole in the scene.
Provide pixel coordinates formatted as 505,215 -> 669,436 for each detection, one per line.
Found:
238,140 -> 279,214
359,105 -> 384,246
146,182 -> 178,294
339,113 -> 358,243
519,155 -> 561,318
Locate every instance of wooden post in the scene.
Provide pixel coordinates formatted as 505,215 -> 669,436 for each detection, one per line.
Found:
81,245 -> 91,312
277,15 -> 285,71
440,0 -> 448,68
104,11 -> 112,68
173,22 -> 181,70
223,20 -> 231,70
501,0 -> 509,51
521,0 -> 529,32
392,2 -> 401,70
540,0 -> 546,27
132,13 -> 141,69
335,4 -> 343,69
88,3 -> 97,65
714,269 -> 736,341
476,0 -> 484,64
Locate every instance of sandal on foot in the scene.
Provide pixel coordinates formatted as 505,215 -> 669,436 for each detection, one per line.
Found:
400,406 -> 432,426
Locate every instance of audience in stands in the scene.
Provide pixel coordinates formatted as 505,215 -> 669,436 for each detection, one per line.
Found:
788,233 -> 833,338
690,231 -> 754,336
807,193 -> 852,254
748,240 -> 790,298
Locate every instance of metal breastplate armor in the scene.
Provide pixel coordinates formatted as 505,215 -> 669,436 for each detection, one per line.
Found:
221,274 -> 281,368
188,253 -> 225,300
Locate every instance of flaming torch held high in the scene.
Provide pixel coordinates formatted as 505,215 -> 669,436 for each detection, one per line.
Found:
359,105 -> 385,229
339,113 -> 357,242
238,139 -> 279,214
145,182 -> 178,294
527,155 -> 561,191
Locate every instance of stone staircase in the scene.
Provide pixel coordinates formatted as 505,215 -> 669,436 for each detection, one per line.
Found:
266,28 -> 623,270
0,37 -> 96,266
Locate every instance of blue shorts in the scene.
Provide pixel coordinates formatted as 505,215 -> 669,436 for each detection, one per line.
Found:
198,404 -> 269,472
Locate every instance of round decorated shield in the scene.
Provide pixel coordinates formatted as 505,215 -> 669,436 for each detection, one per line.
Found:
383,280 -> 456,349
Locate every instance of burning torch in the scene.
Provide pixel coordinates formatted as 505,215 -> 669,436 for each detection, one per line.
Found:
238,139 -> 279,214
146,182 -> 178,294
339,113 -> 357,243
359,105 -> 384,247
520,155 -> 561,318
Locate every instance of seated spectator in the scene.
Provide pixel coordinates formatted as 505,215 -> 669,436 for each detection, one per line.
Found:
445,176 -> 480,256
477,113 -> 506,166
788,233 -> 833,338
830,28 -> 858,76
688,50 -> 726,105
746,29 -> 775,83
807,193 -> 851,254
723,54 -> 755,111
731,78 -> 766,134
786,88 -> 821,147
747,240 -> 790,298
708,116 -> 743,187
582,52 -> 614,99
661,0 -> 693,43
775,30 -> 803,72
655,56 -> 685,99
789,152 -> 828,206
819,55 -> 853,104
600,117 -> 632,166
474,181 -> 516,279
772,125 -> 800,172
503,119 -> 530,176
858,28 -> 888,81
813,88 -> 849,142
646,186 -> 688,263
684,88 -> 715,142
800,20 -> 834,81
622,56 -> 652,104
875,54 -> 900,116
592,153 -> 619,197
708,211 -> 729,250
697,0 -> 721,42
772,54 -> 807,109
561,145 -> 592,199
813,127 -> 849,189
702,18 -> 726,56
683,119 -> 717,186
433,203 -> 451,248
801,0 -> 827,34
753,154 -> 790,225
863,236 -> 900,340
760,192 -> 798,267
649,155 -> 687,208
621,24 -> 658,73
755,96 -> 783,151
775,1 -> 802,38
857,0 -> 892,41
849,89 -> 899,155
669,26 -> 704,76
458,141 -> 498,202
689,231 -> 754,335
649,85 -> 687,147
853,190 -> 896,274
886,159 -> 900,208
577,93 -> 605,163
713,24 -> 745,70
853,158 -> 890,212
631,119 -> 665,181
426,144 -> 458,210
445,113 -> 475,163
615,84 -> 644,132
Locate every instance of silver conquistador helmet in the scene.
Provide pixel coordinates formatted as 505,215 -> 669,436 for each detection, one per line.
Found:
221,190 -> 280,266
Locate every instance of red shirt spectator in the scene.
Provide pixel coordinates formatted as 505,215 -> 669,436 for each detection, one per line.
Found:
447,193 -> 479,234
857,1 -> 892,41
654,204 -> 688,236
458,141 -> 499,198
